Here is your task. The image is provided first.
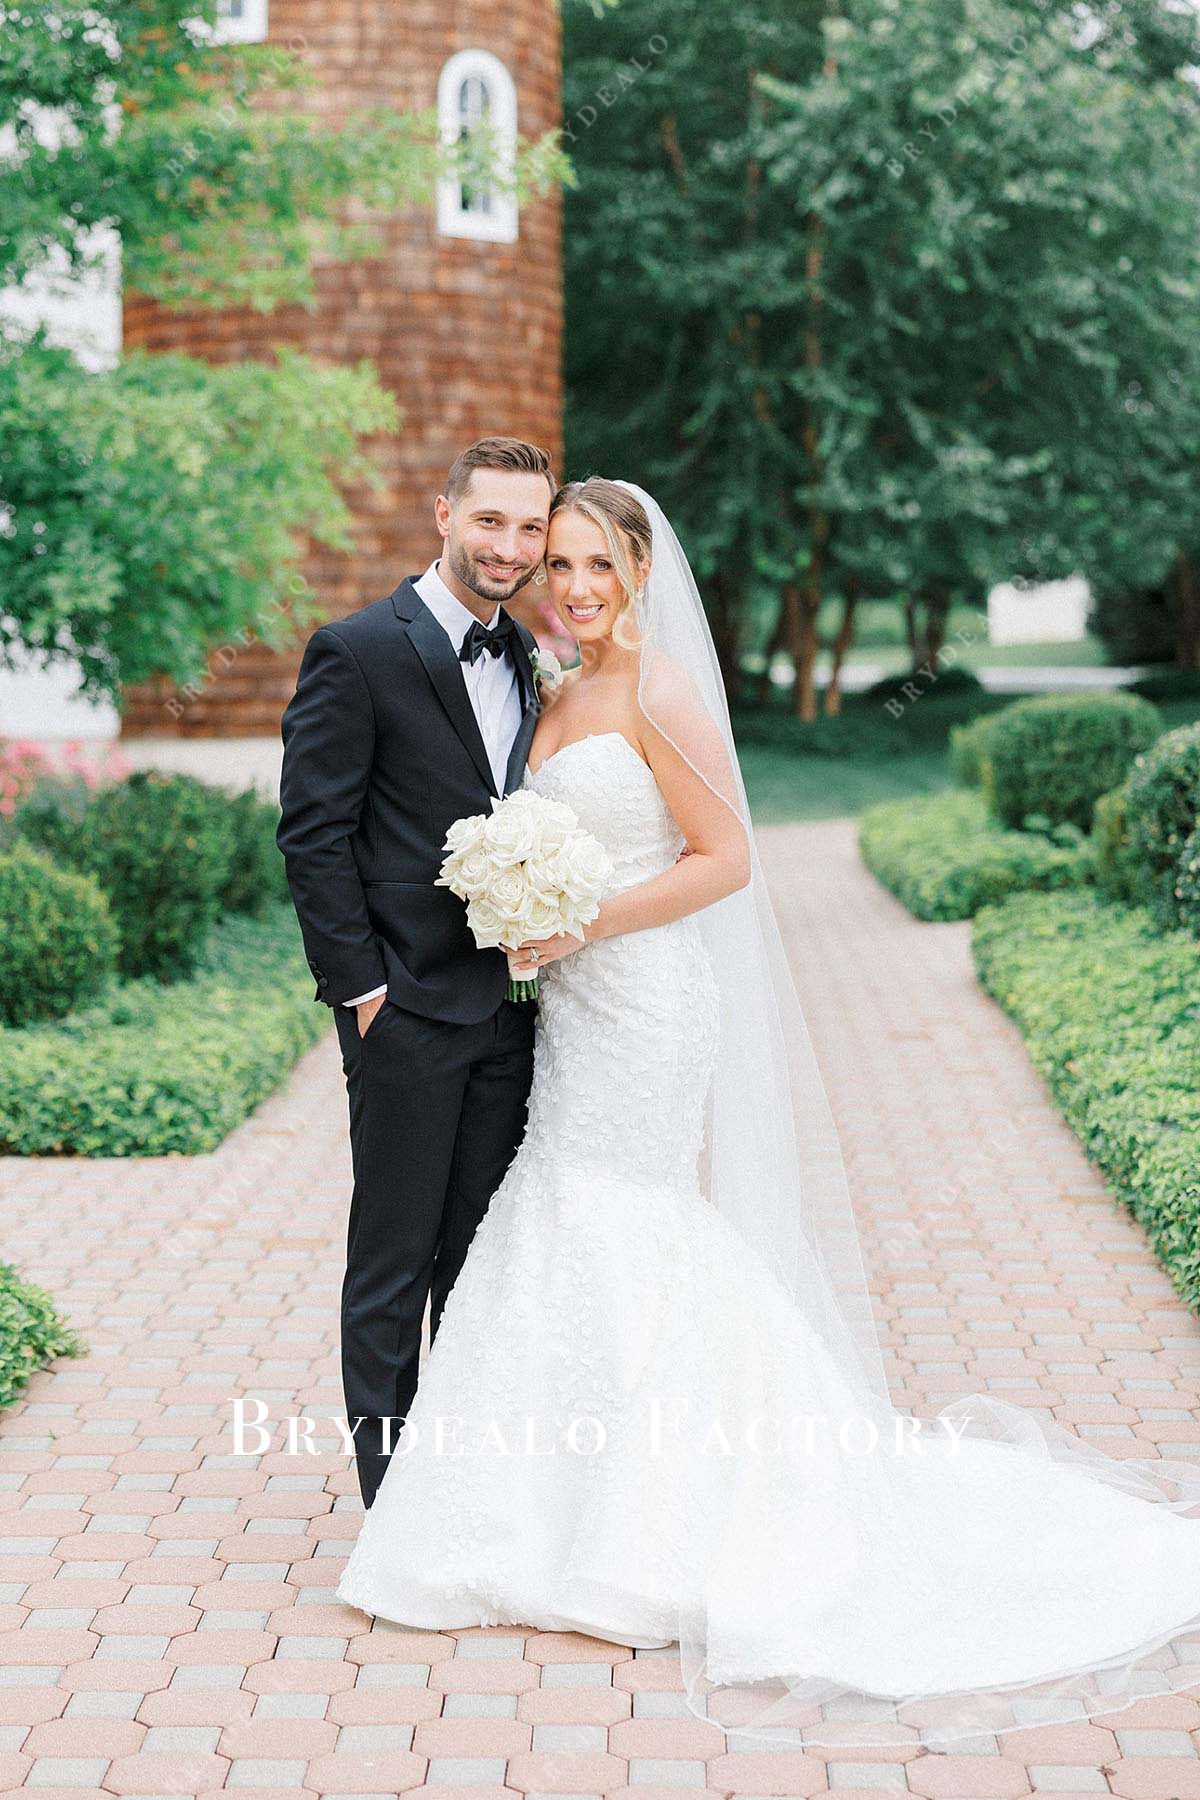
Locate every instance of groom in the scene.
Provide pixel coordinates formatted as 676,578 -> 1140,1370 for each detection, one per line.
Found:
277,435 -> 555,1509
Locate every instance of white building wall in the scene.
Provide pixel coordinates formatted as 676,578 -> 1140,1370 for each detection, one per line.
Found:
987,575 -> 1091,646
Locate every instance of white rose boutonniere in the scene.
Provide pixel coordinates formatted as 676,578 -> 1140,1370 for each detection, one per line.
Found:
529,645 -> 564,703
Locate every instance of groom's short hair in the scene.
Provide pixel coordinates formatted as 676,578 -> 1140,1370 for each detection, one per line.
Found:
445,436 -> 557,505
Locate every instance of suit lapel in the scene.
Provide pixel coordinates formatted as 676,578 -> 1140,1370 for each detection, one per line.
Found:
391,576 -> 541,802
399,584 -> 498,797
504,624 -> 541,796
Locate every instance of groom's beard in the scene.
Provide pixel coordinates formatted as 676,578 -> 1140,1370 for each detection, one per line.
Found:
447,539 -> 540,606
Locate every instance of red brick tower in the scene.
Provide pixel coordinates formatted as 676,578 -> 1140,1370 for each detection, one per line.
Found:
121,0 -> 562,737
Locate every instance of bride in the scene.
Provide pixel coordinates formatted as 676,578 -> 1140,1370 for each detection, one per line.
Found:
335,477 -> 1200,1750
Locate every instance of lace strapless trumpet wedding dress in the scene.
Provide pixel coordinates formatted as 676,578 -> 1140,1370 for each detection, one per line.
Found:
335,730 -> 1200,1746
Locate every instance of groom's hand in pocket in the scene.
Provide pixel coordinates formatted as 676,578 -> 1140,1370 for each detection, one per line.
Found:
356,993 -> 387,1038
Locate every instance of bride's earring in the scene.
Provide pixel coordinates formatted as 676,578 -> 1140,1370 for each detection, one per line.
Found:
533,565 -> 548,587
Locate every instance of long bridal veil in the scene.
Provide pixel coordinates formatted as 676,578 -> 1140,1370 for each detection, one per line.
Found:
615,479 -> 1200,1751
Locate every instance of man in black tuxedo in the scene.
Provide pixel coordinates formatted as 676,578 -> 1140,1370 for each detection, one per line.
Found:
277,436 -> 556,1509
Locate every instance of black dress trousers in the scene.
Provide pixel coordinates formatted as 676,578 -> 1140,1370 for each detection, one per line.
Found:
332,993 -> 536,1509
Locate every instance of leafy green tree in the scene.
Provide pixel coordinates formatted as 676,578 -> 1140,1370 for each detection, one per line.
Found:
563,0 -> 1200,714
0,0 -> 565,700
0,336 -> 398,697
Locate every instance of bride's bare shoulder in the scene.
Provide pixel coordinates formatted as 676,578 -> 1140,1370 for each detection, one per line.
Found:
635,653 -> 711,735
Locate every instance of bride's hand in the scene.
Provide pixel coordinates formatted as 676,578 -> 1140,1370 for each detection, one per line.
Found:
514,928 -> 587,969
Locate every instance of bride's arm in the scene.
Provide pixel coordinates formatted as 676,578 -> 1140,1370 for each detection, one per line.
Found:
517,673 -> 752,966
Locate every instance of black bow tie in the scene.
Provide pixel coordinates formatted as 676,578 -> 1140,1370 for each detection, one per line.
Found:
459,613 -> 517,667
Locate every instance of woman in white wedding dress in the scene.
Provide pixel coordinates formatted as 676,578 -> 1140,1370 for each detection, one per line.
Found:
335,477 -> 1200,1750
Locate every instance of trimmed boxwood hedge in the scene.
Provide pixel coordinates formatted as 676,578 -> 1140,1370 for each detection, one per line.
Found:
972,890 -> 1200,1314
948,711 -> 1002,788
1120,722 -> 1200,934
1090,784 -> 1144,907
0,903 -> 327,1156
983,692 -> 1164,832
16,772 -> 289,983
217,788 -> 291,916
0,1262 -> 85,1410
858,790 -> 1088,921
0,842 -> 118,1026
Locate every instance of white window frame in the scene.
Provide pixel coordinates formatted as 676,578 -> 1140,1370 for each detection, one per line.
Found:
211,0 -> 269,44
435,49 -> 519,244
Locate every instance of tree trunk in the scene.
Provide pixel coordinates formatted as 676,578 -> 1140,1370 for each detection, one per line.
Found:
784,580 -> 821,722
1172,550 -> 1200,670
823,579 -> 860,715
905,592 -> 950,674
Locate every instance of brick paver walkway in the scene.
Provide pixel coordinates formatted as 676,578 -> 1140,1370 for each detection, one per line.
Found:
4,817 -> 1200,1799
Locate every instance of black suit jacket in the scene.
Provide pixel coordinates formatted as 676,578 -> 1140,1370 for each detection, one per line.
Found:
277,575 -> 541,1023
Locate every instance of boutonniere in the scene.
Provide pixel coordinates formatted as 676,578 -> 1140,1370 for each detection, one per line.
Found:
529,645 -> 564,701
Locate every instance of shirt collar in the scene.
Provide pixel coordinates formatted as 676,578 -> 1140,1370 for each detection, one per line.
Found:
414,557 -> 500,651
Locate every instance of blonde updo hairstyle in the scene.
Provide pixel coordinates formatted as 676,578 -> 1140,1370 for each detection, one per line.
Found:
547,477 -> 652,653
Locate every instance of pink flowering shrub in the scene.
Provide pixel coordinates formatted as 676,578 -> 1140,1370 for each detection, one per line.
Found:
0,738 -> 129,823
0,742 -> 54,820
0,740 -> 132,856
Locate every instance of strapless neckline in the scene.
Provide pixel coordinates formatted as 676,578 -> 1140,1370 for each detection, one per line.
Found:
527,730 -> 652,783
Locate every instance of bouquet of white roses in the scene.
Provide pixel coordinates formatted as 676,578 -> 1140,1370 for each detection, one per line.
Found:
435,788 -> 614,1001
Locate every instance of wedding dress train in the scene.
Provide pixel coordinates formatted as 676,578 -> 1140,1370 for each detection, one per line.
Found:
335,729 -> 1200,1748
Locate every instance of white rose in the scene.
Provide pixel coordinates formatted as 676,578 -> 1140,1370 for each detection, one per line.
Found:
552,834 -> 614,899
467,896 -> 505,946
544,798 -> 579,831
443,845 -> 494,896
484,803 -> 541,864
533,647 -> 564,692
520,851 -> 560,898
443,812 -> 488,853
535,816 -> 572,854
489,868 -> 529,920
518,891 -> 563,937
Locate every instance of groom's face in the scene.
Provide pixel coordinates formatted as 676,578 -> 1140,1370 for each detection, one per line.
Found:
436,469 -> 552,607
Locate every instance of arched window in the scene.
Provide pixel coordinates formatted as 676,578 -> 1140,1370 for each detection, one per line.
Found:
213,0 -> 268,43
436,49 -> 518,244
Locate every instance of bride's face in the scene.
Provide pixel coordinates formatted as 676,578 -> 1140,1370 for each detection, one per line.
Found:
545,510 -> 642,645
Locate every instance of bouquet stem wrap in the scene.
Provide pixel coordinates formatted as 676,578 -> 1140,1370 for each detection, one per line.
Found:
504,950 -> 540,1004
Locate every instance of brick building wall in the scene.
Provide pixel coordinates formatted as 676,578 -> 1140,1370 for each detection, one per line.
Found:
121,0 -> 562,737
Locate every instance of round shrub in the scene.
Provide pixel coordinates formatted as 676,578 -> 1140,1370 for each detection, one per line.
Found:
983,692 -> 1164,833
1174,826 -> 1200,936
1121,722 -> 1200,932
949,711 -> 1002,787
216,789 -> 289,916
1090,785 -> 1143,906
860,665 -> 984,705
47,771 -> 233,980
0,843 -> 117,1026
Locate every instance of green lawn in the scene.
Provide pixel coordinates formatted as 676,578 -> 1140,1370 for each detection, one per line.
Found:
736,690 -> 1200,825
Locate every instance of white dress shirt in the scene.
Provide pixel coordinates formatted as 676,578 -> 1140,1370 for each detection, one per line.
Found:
344,558 -> 524,1008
